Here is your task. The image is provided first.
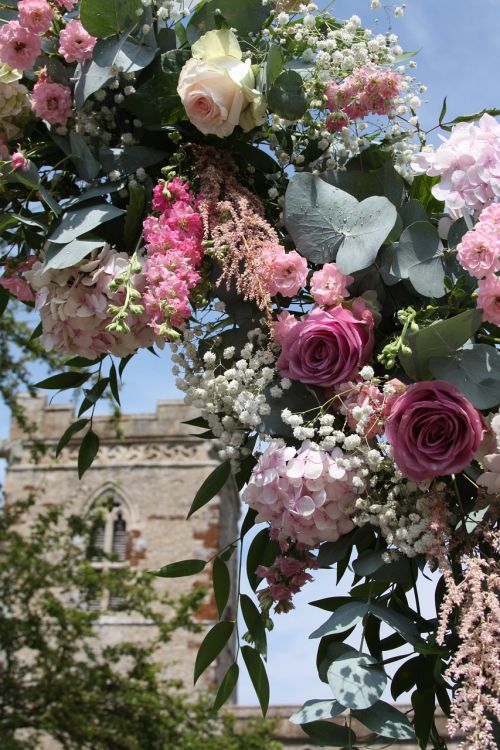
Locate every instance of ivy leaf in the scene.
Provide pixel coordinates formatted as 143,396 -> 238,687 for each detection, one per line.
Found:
56,418 -> 90,457
194,621 -> 234,684
213,557 -> 231,619
327,651 -> 387,710
240,594 -> 267,657
78,430 -> 100,478
34,372 -> 91,390
352,701 -> 415,740
212,662 -> 239,711
241,645 -> 269,715
154,559 -> 206,578
187,461 -> 231,519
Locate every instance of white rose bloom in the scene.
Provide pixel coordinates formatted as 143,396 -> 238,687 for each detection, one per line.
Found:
177,29 -> 266,138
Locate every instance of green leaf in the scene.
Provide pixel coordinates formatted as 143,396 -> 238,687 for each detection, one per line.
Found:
412,688 -> 435,749
327,651 -> 387,710
80,0 -> 142,38
323,161 -> 404,207
121,50 -> 189,124
352,701 -> 415,740
69,131 -> 101,181
124,183 -> 146,250
438,96 -> 447,124
212,662 -> 239,711
240,594 -> 267,657
213,557 -> 231,619
301,721 -> 355,747
399,199 -> 428,228
56,419 -> 89,457
317,641 -> 357,684
0,287 -> 9,316
78,430 -> 100,478
265,45 -> 284,91
154,559 -> 206,578
240,507 -> 257,538
390,221 -> 446,297
194,620 -> 234,684
187,461 -> 231,519
48,204 -> 125,245
267,70 -> 307,120
309,602 -> 368,639
99,145 -> 169,175
398,308 -> 483,380
317,528 -> 360,566
78,378 -> 110,416
442,107 -> 500,130
34,372 -> 91,390
63,181 -> 126,209
409,174 -> 444,214
392,657 -> 420,699
429,343 -> 500,409
241,645 -> 269,715
309,596 -> 352,612
370,604 -> 421,645
289,699 -> 344,725
246,528 -> 280,591
352,550 -> 385,577
284,172 -> 397,274
93,32 -> 156,70
108,363 -> 121,405
44,239 -> 105,270
186,0 -> 269,43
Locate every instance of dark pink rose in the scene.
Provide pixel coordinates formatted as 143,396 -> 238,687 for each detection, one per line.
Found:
385,380 -> 484,482
277,305 -> 374,387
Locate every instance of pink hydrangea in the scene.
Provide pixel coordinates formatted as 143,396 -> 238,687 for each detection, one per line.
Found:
457,226 -> 500,278
412,114 -> 500,212
241,440 -> 357,546
310,263 -> 353,306
58,19 -> 96,64
0,21 -> 41,71
18,0 -> 53,33
477,274 -> 500,325
31,73 -> 72,124
0,257 -> 36,303
264,245 -> 308,297
25,245 -> 158,358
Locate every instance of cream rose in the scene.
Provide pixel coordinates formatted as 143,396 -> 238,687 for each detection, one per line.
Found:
177,29 -> 266,138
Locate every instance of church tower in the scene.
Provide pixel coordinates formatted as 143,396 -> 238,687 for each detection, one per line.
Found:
2,393 -> 239,693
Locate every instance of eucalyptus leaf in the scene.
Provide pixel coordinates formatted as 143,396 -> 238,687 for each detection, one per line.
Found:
267,70 -> 308,120
99,146 -> 168,174
284,173 -> 397,273
327,651 -> 387,710
186,0 -> 269,44
309,601 -> 368,639
322,162 -> 404,207
398,308 -> 483,380
429,343 -> 500,409
68,132 -> 101,181
265,45 -> 284,91
74,60 -> 115,107
93,33 -> 157,71
80,0 -> 142,38
48,204 -> 125,245
301,720 -> 355,747
289,699 -> 345,725
390,221 -> 446,297
352,701 -> 415,740
352,550 -> 385,577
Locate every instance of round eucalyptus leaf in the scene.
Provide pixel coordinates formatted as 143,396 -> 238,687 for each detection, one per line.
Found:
310,601 -> 369,639
289,699 -> 344,725
429,343 -> 500,409
327,651 -> 387,709
352,700 -> 415,740
390,221 -> 446,298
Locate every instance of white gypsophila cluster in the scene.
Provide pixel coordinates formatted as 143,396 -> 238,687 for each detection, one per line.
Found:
353,474 -> 440,558
170,322 -> 283,467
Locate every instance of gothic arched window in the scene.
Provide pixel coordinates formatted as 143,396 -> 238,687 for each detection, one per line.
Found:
87,493 -> 129,611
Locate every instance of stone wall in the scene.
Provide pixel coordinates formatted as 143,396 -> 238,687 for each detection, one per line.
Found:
4,393 -> 239,692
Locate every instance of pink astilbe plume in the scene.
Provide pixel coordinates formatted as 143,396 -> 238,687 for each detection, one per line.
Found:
435,526 -> 500,750
194,147 -> 284,322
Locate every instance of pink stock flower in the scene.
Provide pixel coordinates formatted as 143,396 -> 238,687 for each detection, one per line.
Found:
273,310 -> 298,345
412,114 -> 500,212
277,304 -> 374,388
457,226 -> 500,278
242,440 -> 356,546
477,274 -> 500,325
265,245 -> 308,297
385,380 -> 484,482
58,19 -> 96,63
31,75 -> 72,124
0,21 -> 41,71
11,149 -> 28,171
310,263 -> 353,306
18,0 -> 53,33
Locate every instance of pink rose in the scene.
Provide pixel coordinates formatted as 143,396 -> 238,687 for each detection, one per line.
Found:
18,0 -> 53,33
31,75 -> 72,125
0,21 -> 41,71
385,380 -> 484,482
310,263 -> 353,306
477,274 -> 500,325
265,245 -> 308,297
457,226 -> 500,279
277,305 -> 374,388
11,150 -> 29,171
58,19 -> 96,64
273,310 -> 298,344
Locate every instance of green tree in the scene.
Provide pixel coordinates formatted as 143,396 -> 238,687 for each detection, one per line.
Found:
0,498 -> 281,750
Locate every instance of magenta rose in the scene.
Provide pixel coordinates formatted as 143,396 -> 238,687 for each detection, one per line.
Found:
276,304 -> 374,387
385,380 -> 484,482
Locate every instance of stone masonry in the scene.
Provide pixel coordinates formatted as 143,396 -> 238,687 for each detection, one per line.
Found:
3,393 -> 239,693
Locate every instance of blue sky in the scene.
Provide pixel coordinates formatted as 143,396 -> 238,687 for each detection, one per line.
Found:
1,0 -> 499,708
